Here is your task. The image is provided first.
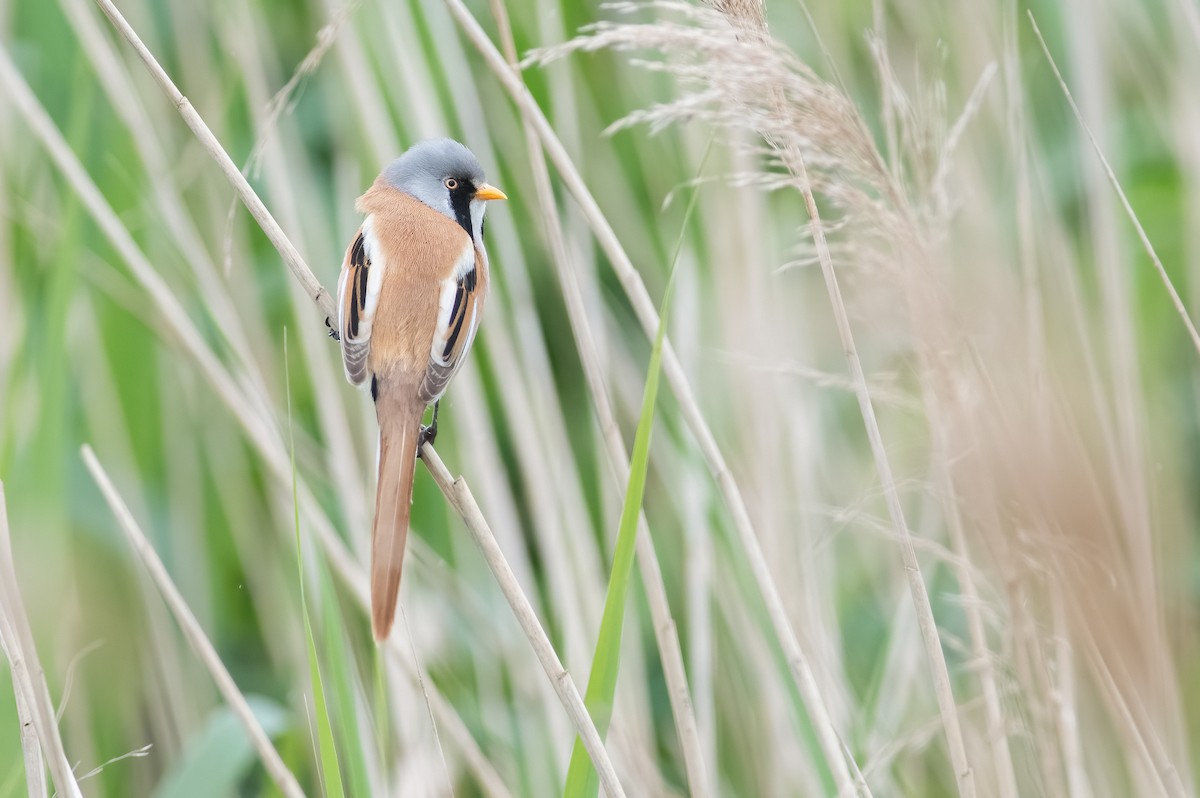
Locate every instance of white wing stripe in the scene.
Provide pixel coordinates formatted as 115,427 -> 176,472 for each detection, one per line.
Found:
336,261 -> 351,342
344,216 -> 385,344
358,217 -> 385,340
429,241 -> 477,366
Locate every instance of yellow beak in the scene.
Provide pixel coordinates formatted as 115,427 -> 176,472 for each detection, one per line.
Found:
474,183 -> 508,202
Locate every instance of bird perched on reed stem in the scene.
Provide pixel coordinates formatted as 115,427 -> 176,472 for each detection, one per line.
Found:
334,139 -> 506,640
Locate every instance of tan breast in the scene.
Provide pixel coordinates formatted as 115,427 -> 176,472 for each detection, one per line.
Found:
358,182 -> 472,384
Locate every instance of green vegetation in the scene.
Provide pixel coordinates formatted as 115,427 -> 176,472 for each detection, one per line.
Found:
1,0 -> 1198,795
287,332 -> 346,798
564,193 -> 686,798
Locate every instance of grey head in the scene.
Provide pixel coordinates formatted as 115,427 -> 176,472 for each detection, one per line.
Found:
382,138 -> 506,245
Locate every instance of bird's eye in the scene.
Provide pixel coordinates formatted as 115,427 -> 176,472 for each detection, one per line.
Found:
444,178 -> 459,190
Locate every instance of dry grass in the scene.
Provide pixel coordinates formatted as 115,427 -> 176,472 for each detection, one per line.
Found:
81,447 -> 305,797
0,482 -> 78,798
533,0 -> 1196,793
1,0 -> 1197,795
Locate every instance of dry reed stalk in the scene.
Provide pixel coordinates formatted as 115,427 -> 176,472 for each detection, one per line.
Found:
328,0 -> 696,777
89,0 -> 336,326
876,183 -> 987,798
52,3 -> 628,789
1001,10 -> 1046,373
1061,0 -> 1154,609
950,324 -> 1188,796
59,0 -> 275,412
0,48 -> 362,677
418,443 -> 627,798
80,448 -> 306,798
398,606 -> 454,794
386,612 -> 512,795
237,445 -> 515,796
0,483 -> 66,798
357,0 -> 605,689
1027,14 -> 1200,357
220,12 -> 372,543
2,70 -> 514,792
938,462 -> 1018,798
909,15 -> 1196,791
872,0 -> 898,185
459,314 -> 600,668
444,375 -> 565,787
589,5 -> 976,793
680,454 -> 716,791
0,43 -> 291,486
417,1 -> 624,696
235,0 -> 356,193
1082,631 -> 1177,797
1031,18 -> 1193,778
2,30 -> 607,798
528,3 -> 1012,792
1049,592 -> 1090,798
749,83 -> 975,798
1059,5 -> 1166,767
9,672 -> 45,798
485,1 -> 710,794
442,2 -> 861,791
319,0 -> 402,156
447,0 -> 756,535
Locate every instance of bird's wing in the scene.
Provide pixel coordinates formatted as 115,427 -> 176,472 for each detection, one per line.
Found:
336,217 -> 385,386
419,244 -> 486,404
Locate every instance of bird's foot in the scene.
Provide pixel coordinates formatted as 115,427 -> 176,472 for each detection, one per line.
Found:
325,316 -> 340,341
417,421 -> 438,453
417,401 -> 440,457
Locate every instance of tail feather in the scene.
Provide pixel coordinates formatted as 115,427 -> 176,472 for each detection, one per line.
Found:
371,398 -> 423,641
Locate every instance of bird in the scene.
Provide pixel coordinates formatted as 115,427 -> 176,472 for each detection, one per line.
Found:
334,139 -> 507,641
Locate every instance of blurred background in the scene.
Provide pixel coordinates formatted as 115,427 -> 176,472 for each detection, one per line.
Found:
1,0 -> 1197,794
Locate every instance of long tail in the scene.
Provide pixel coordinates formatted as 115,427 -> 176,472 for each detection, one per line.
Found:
371,395 -> 423,641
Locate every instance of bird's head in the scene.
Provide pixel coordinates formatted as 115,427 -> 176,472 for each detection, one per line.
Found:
383,139 -> 506,243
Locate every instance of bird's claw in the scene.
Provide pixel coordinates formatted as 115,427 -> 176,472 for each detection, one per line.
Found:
417,400 -> 440,457
418,421 -> 437,453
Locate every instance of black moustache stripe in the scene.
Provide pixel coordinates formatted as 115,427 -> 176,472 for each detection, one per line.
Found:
450,180 -> 475,239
